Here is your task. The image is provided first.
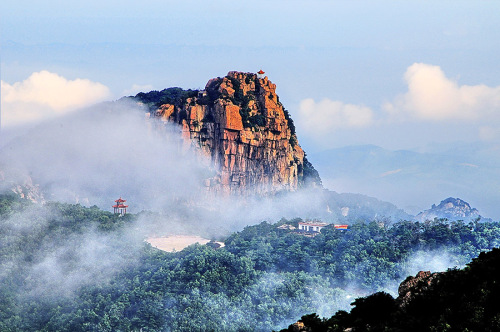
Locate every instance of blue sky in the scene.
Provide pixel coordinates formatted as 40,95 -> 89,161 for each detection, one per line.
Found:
2,1 -> 500,215
2,1 -> 499,150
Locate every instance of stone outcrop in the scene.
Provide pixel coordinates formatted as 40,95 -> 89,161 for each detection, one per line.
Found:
396,270 -> 443,308
0,170 -> 45,203
146,71 -> 321,195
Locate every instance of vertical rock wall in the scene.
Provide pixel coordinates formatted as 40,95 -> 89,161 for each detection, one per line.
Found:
151,71 -> 316,195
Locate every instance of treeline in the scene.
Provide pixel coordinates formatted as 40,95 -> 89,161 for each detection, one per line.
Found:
225,218 -> 500,290
280,248 -> 500,331
133,87 -> 199,110
1,194 -> 500,331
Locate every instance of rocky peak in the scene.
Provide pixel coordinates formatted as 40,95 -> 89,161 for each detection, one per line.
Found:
416,197 -> 483,222
137,71 -> 321,195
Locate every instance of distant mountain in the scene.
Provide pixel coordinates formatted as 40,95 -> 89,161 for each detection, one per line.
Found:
415,197 -> 486,222
320,190 -> 411,223
308,144 -> 500,220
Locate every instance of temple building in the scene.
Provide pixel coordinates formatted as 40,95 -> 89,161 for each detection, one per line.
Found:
112,197 -> 128,216
298,220 -> 328,233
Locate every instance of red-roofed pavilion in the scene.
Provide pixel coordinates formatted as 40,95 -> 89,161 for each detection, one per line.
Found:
113,197 -> 128,216
257,69 -> 265,79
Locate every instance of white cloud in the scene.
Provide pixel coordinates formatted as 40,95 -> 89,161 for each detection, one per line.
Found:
1,71 -> 111,127
297,98 -> 374,139
384,63 -> 500,122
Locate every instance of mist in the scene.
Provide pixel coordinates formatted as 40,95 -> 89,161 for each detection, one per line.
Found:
0,99 -> 409,243
402,249 -> 467,277
1,100 -> 206,205
1,97 -> 492,331
0,202 -> 142,307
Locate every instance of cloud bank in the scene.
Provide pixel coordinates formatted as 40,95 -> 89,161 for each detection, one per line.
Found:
298,63 -> 500,146
385,63 -> 500,122
1,71 -> 111,127
0,100 -> 209,213
297,98 -> 374,140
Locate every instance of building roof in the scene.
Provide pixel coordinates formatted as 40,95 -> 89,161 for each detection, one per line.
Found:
299,221 -> 328,227
113,204 -> 128,208
257,69 -> 265,74
115,197 -> 126,202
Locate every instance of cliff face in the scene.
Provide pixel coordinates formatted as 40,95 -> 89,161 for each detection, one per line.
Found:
142,71 -> 321,195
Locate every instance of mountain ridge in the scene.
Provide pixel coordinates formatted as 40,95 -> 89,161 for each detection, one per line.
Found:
309,143 -> 500,218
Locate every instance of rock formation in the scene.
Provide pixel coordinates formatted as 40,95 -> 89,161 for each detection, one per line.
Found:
138,71 -> 321,195
396,270 -> 443,308
415,197 -> 484,222
0,169 -> 45,203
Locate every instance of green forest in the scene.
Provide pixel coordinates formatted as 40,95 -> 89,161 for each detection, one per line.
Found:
280,247 -> 500,331
1,193 -> 499,331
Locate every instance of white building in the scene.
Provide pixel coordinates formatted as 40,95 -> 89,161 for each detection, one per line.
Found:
298,221 -> 328,233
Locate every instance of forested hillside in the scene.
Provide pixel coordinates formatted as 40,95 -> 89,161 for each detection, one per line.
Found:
1,194 -> 499,331
280,247 -> 500,331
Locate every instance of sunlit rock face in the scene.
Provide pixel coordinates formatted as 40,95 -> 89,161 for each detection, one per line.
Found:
148,71 -> 321,195
397,270 -> 444,308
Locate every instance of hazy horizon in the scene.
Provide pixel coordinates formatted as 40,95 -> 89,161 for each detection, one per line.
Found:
2,1 -> 500,219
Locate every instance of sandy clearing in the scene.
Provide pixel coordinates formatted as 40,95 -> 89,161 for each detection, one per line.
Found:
146,235 -> 224,252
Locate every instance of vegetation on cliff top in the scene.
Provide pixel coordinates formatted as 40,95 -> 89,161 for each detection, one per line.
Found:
132,74 -> 297,135
133,87 -> 199,111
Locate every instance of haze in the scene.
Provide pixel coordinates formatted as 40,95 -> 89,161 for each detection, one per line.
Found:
2,1 -> 500,217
